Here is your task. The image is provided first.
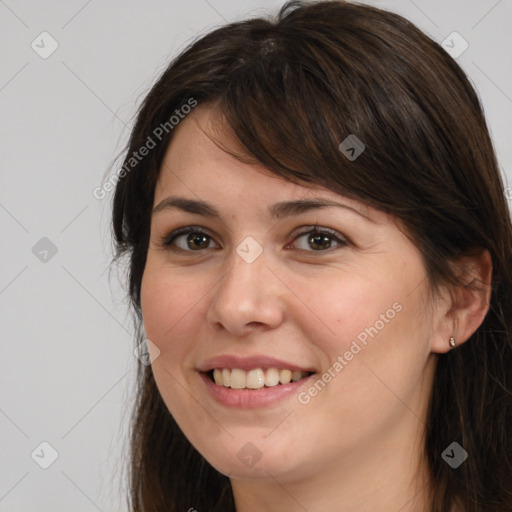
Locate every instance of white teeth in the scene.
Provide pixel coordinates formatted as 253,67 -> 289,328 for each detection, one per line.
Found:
230,368 -> 246,389
264,367 -> 280,387
279,369 -> 292,384
222,368 -> 231,387
213,369 -> 223,385
246,369 -> 265,389
211,367 -> 310,389
291,370 -> 302,382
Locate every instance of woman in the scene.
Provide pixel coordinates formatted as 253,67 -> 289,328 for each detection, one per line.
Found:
111,1 -> 512,510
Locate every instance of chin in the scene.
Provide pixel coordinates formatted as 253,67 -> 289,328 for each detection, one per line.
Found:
199,440 -> 308,482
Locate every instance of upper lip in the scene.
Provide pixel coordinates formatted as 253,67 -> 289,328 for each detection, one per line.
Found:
197,355 -> 316,373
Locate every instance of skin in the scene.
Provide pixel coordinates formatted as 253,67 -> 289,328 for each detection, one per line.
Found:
141,105 -> 491,512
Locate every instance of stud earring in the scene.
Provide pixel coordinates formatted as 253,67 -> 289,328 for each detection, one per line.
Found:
449,336 -> 456,348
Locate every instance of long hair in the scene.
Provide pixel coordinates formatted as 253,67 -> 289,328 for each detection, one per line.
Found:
111,2 -> 512,510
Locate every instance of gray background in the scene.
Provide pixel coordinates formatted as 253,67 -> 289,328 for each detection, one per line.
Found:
1,0 -> 510,510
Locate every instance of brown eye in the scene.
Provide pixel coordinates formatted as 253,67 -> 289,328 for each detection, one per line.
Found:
162,227 -> 219,251
308,233 -> 334,250
290,228 -> 348,252
186,233 -> 210,250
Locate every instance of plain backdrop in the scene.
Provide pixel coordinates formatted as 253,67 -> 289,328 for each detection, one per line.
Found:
1,1 -> 511,510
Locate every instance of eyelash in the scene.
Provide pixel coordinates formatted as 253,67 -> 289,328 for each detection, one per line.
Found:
158,225 -> 349,253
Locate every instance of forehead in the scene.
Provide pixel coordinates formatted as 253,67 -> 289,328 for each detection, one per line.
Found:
155,105 -> 383,224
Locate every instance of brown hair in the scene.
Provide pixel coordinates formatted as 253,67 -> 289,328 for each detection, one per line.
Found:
111,1 -> 512,510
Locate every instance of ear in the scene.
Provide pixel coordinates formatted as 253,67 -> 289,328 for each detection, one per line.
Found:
430,249 -> 492,354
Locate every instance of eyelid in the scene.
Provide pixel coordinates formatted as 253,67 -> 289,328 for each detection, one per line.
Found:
159,225 -> 219,249
288,225 -> 349,251
158,224 -> 350,253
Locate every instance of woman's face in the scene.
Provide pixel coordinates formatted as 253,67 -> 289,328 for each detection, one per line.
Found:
141,106 -> 441,483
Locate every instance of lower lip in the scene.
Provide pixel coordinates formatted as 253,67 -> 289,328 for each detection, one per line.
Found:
199,372 -> 315,408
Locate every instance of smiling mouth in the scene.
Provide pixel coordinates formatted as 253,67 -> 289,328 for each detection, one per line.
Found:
206,368 -> 314,390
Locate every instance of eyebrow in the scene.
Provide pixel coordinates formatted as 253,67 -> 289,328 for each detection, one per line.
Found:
152,196 -> 373,222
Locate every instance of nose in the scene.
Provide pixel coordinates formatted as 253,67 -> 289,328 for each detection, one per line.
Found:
206,249 -> 286,336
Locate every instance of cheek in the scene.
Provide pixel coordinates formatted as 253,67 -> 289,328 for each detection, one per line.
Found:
140,266 -> 206,417
317,287 -> 430,422
140,264 -> 205,355
291,264 -> 407,355
292,260 -> 430,407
